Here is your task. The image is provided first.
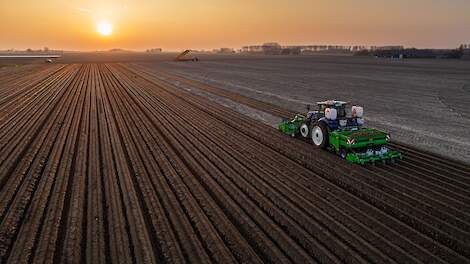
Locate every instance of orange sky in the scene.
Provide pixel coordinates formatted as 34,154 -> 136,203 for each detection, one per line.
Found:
1,0 -> 469,51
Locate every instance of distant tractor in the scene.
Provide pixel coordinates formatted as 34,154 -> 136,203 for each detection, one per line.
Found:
45,59 -> 53,63
278,100 -> 402,165
175,50 -> 199,62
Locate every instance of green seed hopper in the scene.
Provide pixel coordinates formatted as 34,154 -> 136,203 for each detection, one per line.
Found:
329,128 -> 402,165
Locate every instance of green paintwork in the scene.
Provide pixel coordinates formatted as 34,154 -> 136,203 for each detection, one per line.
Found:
278,114 -> 305,137
345,150 -> 402,165
329,128 -> 387,152
278,114 -> 403,165
328,128 -> 402,164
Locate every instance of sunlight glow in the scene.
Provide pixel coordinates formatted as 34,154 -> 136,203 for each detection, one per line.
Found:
97,22 -> 113,36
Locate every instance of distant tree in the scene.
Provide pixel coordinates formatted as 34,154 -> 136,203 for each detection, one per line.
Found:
353,50 -> 371,56
454,46 -> 464,58
26,48 -> 32,52
44,47 -> 49,52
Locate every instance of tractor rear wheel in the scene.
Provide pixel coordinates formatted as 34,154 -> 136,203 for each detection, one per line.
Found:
311,122 -> 328,149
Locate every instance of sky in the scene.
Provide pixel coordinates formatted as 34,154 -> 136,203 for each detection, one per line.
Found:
0,0 -> 469,51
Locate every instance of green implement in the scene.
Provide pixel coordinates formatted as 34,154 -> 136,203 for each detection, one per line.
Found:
278,114 -> 305,137
329,128 -> 403,164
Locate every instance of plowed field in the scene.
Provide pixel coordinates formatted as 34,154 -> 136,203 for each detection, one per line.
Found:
1,63 -> 469,263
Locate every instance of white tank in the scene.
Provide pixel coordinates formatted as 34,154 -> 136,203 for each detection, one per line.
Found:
352,106 -> 364,118
324,108 -> 337,120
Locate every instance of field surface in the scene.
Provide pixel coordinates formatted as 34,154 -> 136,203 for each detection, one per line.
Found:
0,60 -> 470,263
144,54 -> 470,162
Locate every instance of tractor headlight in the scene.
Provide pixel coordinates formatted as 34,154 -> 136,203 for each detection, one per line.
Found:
347,139 -> 356,145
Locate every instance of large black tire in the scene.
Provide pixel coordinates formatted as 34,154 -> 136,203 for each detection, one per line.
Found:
311,122 -> 329,149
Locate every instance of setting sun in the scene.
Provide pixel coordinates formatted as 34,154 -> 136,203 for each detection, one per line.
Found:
97,22 -> 113,36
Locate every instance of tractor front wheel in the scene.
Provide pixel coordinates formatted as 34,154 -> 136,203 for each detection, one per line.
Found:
300,123 -> 310,138
311,122 -> 328,149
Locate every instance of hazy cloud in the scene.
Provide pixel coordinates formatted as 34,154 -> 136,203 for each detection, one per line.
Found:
75,7 -> 92,13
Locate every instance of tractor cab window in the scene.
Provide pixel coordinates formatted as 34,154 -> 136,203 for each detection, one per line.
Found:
317,102 -> 347,118
336,105 -> 346,118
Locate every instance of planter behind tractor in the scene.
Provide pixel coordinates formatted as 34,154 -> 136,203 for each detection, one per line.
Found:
278,100 -> 402,165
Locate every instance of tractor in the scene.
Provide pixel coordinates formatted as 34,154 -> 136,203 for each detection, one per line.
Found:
278,100 -> 402,165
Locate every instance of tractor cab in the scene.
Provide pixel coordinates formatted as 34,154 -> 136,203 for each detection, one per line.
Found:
317,100 -> 347,116
308,100 -> 363,131
307,100 -> 347,120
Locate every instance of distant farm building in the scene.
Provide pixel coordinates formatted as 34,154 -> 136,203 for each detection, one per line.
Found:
241,43 -> 283,55
146,48 -> 162,53
214,48 -> 235,54
369,46 -> 404,51
242,45 -> 264,53
241,43 -> 395,55
355,47 -> 465,59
